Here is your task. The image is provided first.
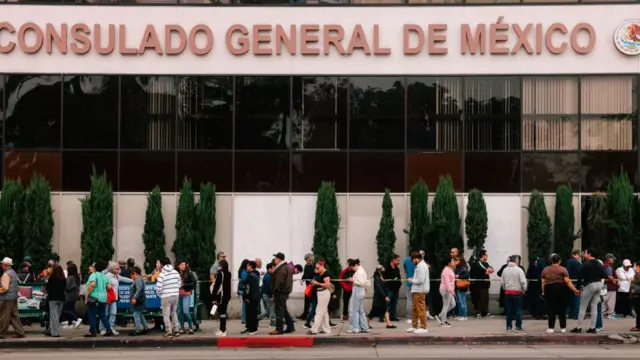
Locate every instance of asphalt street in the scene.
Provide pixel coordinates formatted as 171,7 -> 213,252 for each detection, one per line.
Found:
1,345 -> 638,359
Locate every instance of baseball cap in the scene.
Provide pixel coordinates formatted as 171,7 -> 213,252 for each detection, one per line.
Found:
605,253 -> 616,261
623,259 -> 632,267
273,252 -> 285,260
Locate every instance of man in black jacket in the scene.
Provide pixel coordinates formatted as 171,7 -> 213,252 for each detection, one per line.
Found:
384,254 -> 402,321
243,261 -> 261,335
470,250 -> 494,318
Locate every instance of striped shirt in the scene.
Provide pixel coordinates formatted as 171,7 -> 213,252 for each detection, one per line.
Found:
156,265 -> 181,298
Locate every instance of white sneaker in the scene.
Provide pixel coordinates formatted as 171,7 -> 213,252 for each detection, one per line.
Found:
75,319 -> 83,328
546,329 -> 554,333
247,331 -> 258,335
100,330 -> 106,336
215,330 -> 227,337
62,325 -> 70,329
112,329 -> 119,336
406,319 -> 412,324
457,317 -> 467,321
414,328 -> 428,334
560,329 -> 566,333
406,327 -> 416,333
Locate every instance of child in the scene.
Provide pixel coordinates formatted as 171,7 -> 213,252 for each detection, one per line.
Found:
130,266 -> 149,336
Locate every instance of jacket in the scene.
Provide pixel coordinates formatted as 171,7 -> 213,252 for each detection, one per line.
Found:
180,270 -> 197,293
384,263 -> 402,292
156,264 -> 180,298
65,275 -> 80,302
270,261 -> 293,298
302,263 -> 315,285
131,276 -> 146,305
212,268 -> 231,304
339,267 -> 354,292
403,257 -> 415,288
244,271 -> 261,303
411,260 -> 430,293
372,274 -> 388,308
46,276 -> 66,302
470,260 -> 492,289
501,262 -> 527,294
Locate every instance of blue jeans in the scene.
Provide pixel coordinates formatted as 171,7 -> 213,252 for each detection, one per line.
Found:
262,294 -> 276,326
87,302 -> 111,335
596,302 -> 603,329
387,290 -> 399,319
178,295 -> 193,329
98,302 -> 116,331
305,300 -> 317,327
349,287 -> 368,332
456,289 -> 467,318
241,302 -> 246,323
505,294 -> 523,330
132,307 -> 149,331
568,293 -> 580,319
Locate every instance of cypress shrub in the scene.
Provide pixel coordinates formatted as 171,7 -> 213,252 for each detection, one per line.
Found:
172,177 -> 196,264
80,168 -> 114,276
526,190 -> 552,259
0,180 -> 24,263
312,181 -> 341,277
553,185 -> 576,260
142,186 -> 166,275
429,176 -> 461,265
465,189 -> 488,261
587,192 -> 609,258
194,182 -> 216,279
606,171 -> 634,259
376,189 -> 396,265
405,179 -> 429,253
23,175 -> 54,274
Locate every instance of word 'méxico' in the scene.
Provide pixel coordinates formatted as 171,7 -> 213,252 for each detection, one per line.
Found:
0,18 -> 595,56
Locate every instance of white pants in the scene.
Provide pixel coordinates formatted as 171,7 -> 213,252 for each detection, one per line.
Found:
439,290 -> 456,323
310,290 -> 331,334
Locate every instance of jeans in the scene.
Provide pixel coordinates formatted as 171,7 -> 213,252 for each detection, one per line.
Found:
387,290 -> 399,320
62,300 -> 78,325
305,300 -> 317,327
505,294 -> 523,330
568,293 -> 580,319
439,290 -> 456,323
455,289 -> 467,317
241,301 -> 246,323
274,293 -> 294,332
100,302 -> 117,331
262,294 -> 276,326
178,295 -> 193,329
604,291 -> 617,316
161,295 -> 180,334
596,302 -> 603,329
132,307 -> 149,331
349,287 -> 368,332
87,301 -> 111,335
406,288 -> 412,319
578,282 -> 601,329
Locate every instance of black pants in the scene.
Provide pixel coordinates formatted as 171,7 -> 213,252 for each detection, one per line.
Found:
615,292 -> 633,317
275,294 -> 294,332
633,297 -> 640,329
545,283 -> 568,329
302,295 -> 311,317
474,287 -> 489,316
218,302 -> 229,332
343,291 -> 351,317
245,300 -> 259,332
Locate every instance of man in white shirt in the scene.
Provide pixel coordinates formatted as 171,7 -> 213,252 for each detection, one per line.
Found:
616,259 -> 636,318
407,251 -> 430,334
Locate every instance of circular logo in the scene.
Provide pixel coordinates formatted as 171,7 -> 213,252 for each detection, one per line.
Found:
614,20 -> 640,56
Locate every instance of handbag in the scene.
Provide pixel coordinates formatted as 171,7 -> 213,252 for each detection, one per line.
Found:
456,279 -> 470,290
304,284 -> 313,298
87,295 -> 99,304
106,287 -> 117,304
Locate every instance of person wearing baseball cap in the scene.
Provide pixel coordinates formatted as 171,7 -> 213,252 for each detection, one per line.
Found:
615,259 -> 636,318
269,252 -> 294,335
0,257 -> 26,338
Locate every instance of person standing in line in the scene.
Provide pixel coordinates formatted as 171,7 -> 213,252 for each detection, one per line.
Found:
571,249 -> 606,334
367,265 -> 396,329
45,265 -> 67,338
213,260 -> 231,337
0,258 -> 26,339
451,248 -> 469,321
242,261 -> 261,335
347,259 -> 369,334
308,260 -> 333,335
255,258 -> 267,320
129,266 -> 149,336
526,256 -> 545,320
299,254 -> 315,320
261,263 -> 276,328
470,250 -> 493,318
339,260 -> 354,322
103,261 -> 133,335
62,263 -> 82,329
84,261 -> 113,338
542,254 -> 580,333
501,255 -> 527,332
565,249 -> 582,320
156,257 -> 181,338
403,252 -> 417,324
437,257 -> 457,328
384,255 -> 401,322
628,261 -> 640,332
603,254 -> 618,319
615,259 -> 635,318
407,252 -> 429,334
209,252 -> 226,284
237,259 -> 249,325
269,252 -> 295,335
176,261 -> 196,334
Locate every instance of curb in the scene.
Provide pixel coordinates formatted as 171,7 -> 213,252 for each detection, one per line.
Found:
0,334 -> 627,349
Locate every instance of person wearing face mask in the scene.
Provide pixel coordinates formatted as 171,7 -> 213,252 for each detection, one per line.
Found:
615,259 -> 636,318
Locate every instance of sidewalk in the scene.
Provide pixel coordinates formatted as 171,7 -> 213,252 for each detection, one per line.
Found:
3,316 -> 640,349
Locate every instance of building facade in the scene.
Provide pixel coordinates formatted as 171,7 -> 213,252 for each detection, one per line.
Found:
1,3 -> 639,292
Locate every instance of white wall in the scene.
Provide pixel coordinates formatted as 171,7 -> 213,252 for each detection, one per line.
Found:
51,192 -> 582,295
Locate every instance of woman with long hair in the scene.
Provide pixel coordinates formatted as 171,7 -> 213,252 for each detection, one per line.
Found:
62,263 -> 82,328
454,255 -> 469,321
367,265 -> 396,329
237,259 -> 250,324
437,257 -> 458,327
347,259 -> 369,333
46,265 -> 66,337
541,254 -> 580,333
213,259 -> 232,337
177,260 -> 196,334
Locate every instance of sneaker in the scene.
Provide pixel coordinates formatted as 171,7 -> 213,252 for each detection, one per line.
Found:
163,332 -> 173,338
441,321 -> 452,328
596,328 -> 603,332
514,328 -> 524,333
74,319 -> 83,328
570,327 -> 582,333
346,329 -> 359,334
586,328 -> 597,334
414,328 -> 428,334
173,331 -> 180,337
111,329 -> 119,336
99,330 -> 106,336
560,329 -> 566,333
62,325 -> 71,329
405,319 -> 413,324
342,316 -> 348,322
607,314 -> 618,320
303,324 -> 311,329
476,314 -> 482,319
485,313 -> 494,318
247,330 -> 258,335
506,327 -> 512,332
188,329 -> 194,335
457,317 -> 467,321
406,327 -> 416,333
240,330 -> 249,335
546,329 -> 554,333
434,315 -> 442,325
427,314 -> 435,320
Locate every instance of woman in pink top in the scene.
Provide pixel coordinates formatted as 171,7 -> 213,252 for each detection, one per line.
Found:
437,257 -> 458,327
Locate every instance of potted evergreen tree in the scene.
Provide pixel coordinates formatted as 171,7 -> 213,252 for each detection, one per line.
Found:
376,189 -> 396,265
142,186 -> 166,275
465,189 -> 487,262
23,174 -> 54,274
404,179 -> 429,253
553,185 -> 577,260
80,168 -> 114,277
526,190 -> 552,259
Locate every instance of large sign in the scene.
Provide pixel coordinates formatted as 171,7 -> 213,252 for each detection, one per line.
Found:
1,5 -> 639,74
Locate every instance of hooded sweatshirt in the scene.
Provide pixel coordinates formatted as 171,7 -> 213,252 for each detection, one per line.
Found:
411,260 -> 430,293
501,262 -> 527,294
156,264 -> 180,298
213,262 -> 231,304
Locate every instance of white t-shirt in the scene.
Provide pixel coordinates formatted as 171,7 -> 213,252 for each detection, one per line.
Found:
616,267 -> 636,293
